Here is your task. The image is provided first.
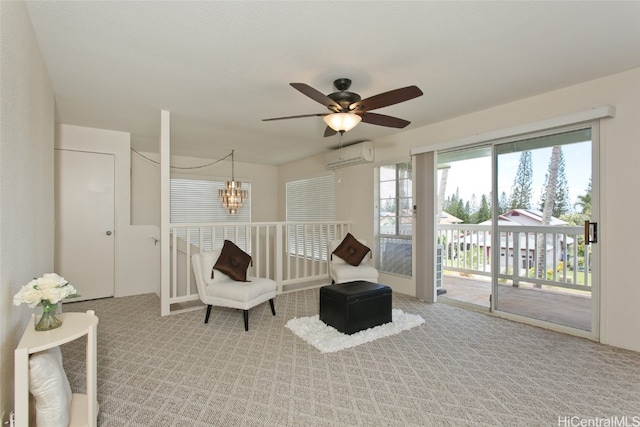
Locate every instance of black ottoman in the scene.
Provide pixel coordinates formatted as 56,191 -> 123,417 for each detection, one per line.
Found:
319,281 -> 392,335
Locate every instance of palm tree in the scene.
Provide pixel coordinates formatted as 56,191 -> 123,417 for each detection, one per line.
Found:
536,146 -> 562,284
437,167 -> 449,223
575,178 -> 592,216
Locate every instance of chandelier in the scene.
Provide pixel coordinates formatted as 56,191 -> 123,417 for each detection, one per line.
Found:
218,150 -> 248,214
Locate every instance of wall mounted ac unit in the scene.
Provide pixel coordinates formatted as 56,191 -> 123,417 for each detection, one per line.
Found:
325,141 -> 374,169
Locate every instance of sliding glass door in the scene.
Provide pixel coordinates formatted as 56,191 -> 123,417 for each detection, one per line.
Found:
493,126 -> 597,333
437,146 -> 492,308
435,124 -> 599,336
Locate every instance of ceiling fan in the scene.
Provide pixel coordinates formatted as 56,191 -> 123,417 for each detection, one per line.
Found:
262,78 -> 423,137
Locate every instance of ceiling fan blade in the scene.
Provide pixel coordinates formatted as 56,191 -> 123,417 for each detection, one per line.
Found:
324,126 -> 337,138
290,83 -> 340,111
360,112 -> 411,128
262,113 -> 327,122
351,85 -> 423,112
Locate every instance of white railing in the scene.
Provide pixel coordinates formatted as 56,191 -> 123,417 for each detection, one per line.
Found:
168,221 -> 351,313
438,224 -> 591,293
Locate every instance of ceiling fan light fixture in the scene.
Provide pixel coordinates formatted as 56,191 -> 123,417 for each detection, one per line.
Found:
323,112 -> 362,132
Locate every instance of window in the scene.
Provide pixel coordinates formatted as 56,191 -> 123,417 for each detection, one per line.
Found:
170,178 -> 251,250
377,163 -> 412,276
286,174 -> 335,261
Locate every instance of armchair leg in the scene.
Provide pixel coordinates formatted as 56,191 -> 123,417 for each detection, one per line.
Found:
204,305 -> 212,324
269,299 -> 276,316
243,310 -> 249,331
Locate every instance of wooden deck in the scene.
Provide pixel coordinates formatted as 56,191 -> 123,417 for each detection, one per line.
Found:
439,273 -> 592,331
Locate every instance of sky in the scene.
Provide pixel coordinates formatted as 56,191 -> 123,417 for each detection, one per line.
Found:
439,141 -> 591,213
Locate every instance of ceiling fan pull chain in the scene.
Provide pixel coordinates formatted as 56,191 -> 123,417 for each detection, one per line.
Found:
338,130 -> 345,149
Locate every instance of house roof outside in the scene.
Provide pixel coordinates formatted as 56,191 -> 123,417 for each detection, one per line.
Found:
439,211 -> 463,224
502,209 -> 569,226
478,209 -> 568,227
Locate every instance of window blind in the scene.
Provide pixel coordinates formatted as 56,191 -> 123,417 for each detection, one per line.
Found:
286,174 -> 335,222
170,178 -> 251,250
286,174 -> 335,260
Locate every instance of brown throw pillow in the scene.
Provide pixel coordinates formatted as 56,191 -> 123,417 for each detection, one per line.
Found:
332,233 -> 370,266
213,240 -> 252,282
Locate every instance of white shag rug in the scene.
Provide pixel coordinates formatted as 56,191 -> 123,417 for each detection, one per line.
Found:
285,309 -> 425,353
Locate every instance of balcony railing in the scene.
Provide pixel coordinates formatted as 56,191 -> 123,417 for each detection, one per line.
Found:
438,224 -> 591,293
167,221 -> 352,314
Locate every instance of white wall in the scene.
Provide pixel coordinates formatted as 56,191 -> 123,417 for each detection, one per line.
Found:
56,124 -> 160,298
0,1 -> 55,417
132,151 -> 279,226
281,69 -> 640,352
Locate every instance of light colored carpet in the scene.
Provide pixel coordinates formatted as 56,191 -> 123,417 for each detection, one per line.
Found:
60,290 -> 640,426
286,309 -> 424,353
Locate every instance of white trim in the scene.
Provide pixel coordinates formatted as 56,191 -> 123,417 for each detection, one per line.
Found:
373,154 -> 412,168
590,122 -> 601,342
492,310 -> 593,340
410,105 -> 615,156
414,152 -> 437,302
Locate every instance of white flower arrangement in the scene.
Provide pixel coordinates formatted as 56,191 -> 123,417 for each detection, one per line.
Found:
13,273 -> 78,308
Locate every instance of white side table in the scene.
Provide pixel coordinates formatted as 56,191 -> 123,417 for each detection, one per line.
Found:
14,310 -> 99,427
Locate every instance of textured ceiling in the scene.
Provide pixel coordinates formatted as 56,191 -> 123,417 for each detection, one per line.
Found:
25,1 -> 640,165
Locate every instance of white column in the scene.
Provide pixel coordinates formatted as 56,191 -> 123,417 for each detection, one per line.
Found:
160,110 -> 171,315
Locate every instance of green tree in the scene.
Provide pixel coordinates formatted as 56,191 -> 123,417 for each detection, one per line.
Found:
561,212 -> 587,226
575,178 -> 592,216
475,194 -> 491,223
498,192 -> 508,214
463,201 -> 472,223
444,188 -> 469,223
563,179 -> 592,226
443,189 -> 456,216
469,194 -> 477,218
509,151 -> 533,209
539,148 -> 571,217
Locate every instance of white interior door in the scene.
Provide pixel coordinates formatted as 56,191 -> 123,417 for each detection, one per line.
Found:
55,149 -> 115,301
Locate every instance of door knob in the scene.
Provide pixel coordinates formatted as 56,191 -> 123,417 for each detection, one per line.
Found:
106,231 -> 112,236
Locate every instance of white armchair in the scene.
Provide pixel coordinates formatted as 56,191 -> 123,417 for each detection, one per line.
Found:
329,237 -> 379,284
192,250 -> 276,331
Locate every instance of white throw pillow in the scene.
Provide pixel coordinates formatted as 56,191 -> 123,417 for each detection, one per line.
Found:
29,346 -> 72,427
201,250 -> 221,286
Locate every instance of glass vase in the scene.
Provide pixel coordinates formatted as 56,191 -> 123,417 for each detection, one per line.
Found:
34,301 -> 63,331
